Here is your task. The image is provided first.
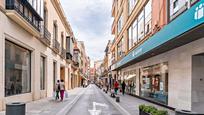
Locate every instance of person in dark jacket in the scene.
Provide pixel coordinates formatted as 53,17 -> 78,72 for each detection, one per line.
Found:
121,81 -> 126,95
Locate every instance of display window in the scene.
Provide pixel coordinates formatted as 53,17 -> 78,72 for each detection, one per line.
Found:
140,62 -> 168,104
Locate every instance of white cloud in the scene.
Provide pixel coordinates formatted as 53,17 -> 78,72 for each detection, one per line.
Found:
61,0 -> 113,61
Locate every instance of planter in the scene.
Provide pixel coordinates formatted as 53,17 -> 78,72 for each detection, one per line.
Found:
139,109 -> 151,115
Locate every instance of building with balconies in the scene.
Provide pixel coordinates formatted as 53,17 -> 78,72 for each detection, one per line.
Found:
110,0 -> 204,113
0,0 -> 75,110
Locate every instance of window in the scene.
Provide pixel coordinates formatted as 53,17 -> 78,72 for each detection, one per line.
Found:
53,21 -> 58,40
118,14 -> 123,33
170,0 -> 188,17
128,26 -> 133,50
128,0 -> 138,15
173,0 -> 179,9
61,32 -> 64,48
117,37 -> 125,58
44,8 -> 48,28
140,62 -> 168,104
40,56 -> 45,90
5,40 -> 31,97
53,61 -> 57,91
138,10 -> 145,40
133,19 -> 138,43
145,0 -> 152,35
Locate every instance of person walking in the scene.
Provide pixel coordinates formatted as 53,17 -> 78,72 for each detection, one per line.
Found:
121,81 -> 126,95
114,81 -> 119,95
55,80 -> 60,100
60,80 -> 65,101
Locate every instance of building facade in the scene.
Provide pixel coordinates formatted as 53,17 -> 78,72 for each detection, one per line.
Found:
111,0 -> 204,112
0,0 -> 88,111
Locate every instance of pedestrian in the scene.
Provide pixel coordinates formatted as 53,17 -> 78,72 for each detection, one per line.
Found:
60,79 -> 65,101
106,82 -> 109,92
121,81 -> 126,95
55,80 -> 60,100
114,81 -> 119,95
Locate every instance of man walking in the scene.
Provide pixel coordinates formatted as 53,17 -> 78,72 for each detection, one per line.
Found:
121,81 -> 126,95
55,80 -> 60,100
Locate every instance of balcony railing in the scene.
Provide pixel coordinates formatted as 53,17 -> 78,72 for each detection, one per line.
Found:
73,61 -> 79,67
52,39 -> 60,53
39,26 -> 51,46
66,52 -> 73,60
60,47 -> 66,59
6,0 -> 42,31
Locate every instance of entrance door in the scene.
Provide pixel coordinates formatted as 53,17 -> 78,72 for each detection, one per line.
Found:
60,66 -> 65,81
192,54 -> 204,113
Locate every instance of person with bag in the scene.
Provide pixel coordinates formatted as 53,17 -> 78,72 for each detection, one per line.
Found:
55,80 -> 60,100
60,79 -> 65,101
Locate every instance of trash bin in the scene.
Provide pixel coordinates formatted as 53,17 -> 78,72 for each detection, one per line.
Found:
6,102 -> 26,115
116,96 -> 120,102
175,109 -> 202,115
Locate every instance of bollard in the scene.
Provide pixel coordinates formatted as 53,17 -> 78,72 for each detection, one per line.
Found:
116,96 -> 120,102
6,102 -> 26,115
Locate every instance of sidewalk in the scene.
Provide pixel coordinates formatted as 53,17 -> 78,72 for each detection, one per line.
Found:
0,87 -> 85,115
101,89 -> 175,115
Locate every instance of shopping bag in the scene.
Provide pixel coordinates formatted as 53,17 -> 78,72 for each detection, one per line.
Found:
52,92 -> 56,99
64,91 -> 68,98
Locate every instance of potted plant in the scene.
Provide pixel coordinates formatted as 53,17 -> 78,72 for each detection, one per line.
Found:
139,104 -> 168,115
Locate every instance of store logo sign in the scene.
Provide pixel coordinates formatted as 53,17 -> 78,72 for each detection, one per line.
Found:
195,3 -> 204,20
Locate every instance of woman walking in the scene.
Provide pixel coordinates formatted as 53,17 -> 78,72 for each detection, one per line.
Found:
114,81 -> 119,95
60,80 -> 65,101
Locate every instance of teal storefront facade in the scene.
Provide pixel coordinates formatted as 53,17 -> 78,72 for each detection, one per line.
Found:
112,0 -> 204,112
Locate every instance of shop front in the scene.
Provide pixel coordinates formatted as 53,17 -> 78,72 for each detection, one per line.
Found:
123,69 -> 137,95
140,62 -> 168,104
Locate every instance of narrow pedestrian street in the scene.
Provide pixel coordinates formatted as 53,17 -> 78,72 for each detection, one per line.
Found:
67,85 -> 122,115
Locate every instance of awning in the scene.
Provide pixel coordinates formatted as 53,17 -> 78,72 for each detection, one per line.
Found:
126,74 -> 136,80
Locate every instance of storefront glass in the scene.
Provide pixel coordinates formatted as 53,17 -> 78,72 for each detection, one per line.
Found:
140,62 -> 168,104
123,69 -> 137,95
5,40 -> 31,97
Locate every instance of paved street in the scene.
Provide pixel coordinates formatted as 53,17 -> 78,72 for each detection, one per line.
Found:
66,84 -> 122,115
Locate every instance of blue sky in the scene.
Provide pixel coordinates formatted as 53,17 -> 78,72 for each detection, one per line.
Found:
61,0 -> 113,62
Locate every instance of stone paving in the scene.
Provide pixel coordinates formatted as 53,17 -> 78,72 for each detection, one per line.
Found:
101,88 -> 175,115
0,87 -> 85,115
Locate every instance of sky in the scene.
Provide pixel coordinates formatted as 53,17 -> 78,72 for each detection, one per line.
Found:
60,0 -> 114,63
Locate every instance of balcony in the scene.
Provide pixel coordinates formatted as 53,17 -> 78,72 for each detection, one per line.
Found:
60,47 -> 66,59
39,26 -> 51,46
5,0 -> 42,37
52,39 -> 60,53
74,61 -> 79,67
66,52 -> 73,63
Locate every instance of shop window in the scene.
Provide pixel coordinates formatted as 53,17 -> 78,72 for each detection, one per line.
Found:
140,62 -> 168,104
40,56 -> 45,90
5,40 -> 31,97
